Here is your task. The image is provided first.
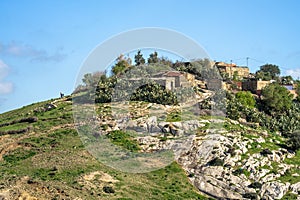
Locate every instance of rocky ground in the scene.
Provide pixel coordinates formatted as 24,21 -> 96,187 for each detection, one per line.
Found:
0,96 -> 300,199
99,101 -> 300,200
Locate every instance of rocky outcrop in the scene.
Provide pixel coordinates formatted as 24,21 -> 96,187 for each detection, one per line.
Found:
112,110 -> 299,199
290,182 -> 300,195
260,181 -> 290,199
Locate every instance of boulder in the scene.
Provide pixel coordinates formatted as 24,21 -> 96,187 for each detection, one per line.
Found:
181,120 -> 202,132
45,103 -> 57,111
145,116 -> 161,133
290,182 -> 300,194
260,181 -> 288,199
193,175 -> 243,199
256,137 -> 265,143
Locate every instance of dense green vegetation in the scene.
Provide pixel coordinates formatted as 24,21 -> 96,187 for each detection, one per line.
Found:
261,83 -> 293,114
130,83 -> 178,105
255,64 -> 281,81
74,51 -> 221,106
235,91 -> 256,108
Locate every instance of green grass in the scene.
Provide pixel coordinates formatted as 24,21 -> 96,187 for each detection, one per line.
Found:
285,149 -> 300,166
279,149 -> 300,184
0,122 -> 29,132
281,192 -> 298,200
223,121 -> 245,132
3,148 -> 36,164
107,130 -> 141,152
166,109 -> 182,122
0,97 -> 207,199
278,167 -> 300,184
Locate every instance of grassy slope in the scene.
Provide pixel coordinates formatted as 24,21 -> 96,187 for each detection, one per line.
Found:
0,97 -> 207,200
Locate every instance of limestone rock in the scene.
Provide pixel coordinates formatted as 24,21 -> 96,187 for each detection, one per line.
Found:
290,182 -> 300,194
260,181 -> 289,199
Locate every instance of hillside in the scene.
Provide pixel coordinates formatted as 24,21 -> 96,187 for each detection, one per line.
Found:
0,97 -> 206,200
0,94 -> 300,199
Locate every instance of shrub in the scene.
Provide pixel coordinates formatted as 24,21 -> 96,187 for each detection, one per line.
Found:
103,186 -> 115,193
242,192 -> 257,199
207,157 -> 224,166
130,83 -> 178,105
233,168 -> 244,176
288,131 -> 300,151
235,91 -> 256,108
261,83 -> 293,115
260,148 -> 273,156
248,182 -> 262,189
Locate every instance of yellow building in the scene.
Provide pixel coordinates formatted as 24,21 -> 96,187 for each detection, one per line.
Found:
215,62 -> 250,79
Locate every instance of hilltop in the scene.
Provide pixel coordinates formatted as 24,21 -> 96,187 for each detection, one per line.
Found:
1,56 -> 300,199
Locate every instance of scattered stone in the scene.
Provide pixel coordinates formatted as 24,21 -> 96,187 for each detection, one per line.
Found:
256,137 -> 265,143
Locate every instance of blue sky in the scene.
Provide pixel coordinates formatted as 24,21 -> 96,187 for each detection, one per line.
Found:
0,0 -> 300,113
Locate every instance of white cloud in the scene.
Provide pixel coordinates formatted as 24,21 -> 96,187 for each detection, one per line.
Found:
285,68 -> 300,80
0,82 -> 13,94
0,41 -> 67,63
0,60 -> 13,94
0,60 -> 9,79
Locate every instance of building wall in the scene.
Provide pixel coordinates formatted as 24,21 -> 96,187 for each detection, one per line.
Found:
232,67 -> 249,78
149,77 -> 176,90
257,81 -> 271,90
184,73 -> 195,83
215,62 -> 250,78
242,80 -> 270,94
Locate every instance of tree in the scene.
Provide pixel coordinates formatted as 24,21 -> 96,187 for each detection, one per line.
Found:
281,75 -> 293,85
148,51 -> 159,64
295,82 -> 300,102
112,54 -> 131,76
261,83 -> 293,114
82,71 -> 105,88
233,71 -> 239,81
255,64 -> 280,80
134,50 -> 145,66
235,91 -> 256,108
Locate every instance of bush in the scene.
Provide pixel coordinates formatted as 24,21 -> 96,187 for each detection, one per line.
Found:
233,168 -> 244,176
261,83 -> 293,115
242,192 -> 257,200
235,91 -> 256,108
260,148 -> 273,156
130,83 -> 178,105
103,186 -> 115,193
207,157 -> 224,166
288,131 -> 300,151
248,182 -> 262,189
